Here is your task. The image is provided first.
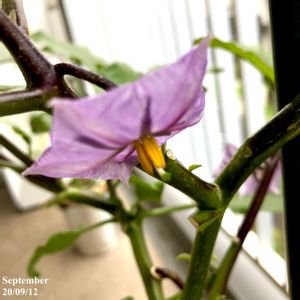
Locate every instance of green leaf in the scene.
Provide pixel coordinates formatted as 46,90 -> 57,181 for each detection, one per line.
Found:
27,228 -> 85,277
27,218 -> 113,277
130,175 -> 164,203
31,32 -> 105,73
30,113 -> 52,133
188,164 -> 202,172
229,193 -> 284,213
11,125 -> 31,147
194,37 -> 274,84
101,63 -> 141,85
121,297 -> 134,300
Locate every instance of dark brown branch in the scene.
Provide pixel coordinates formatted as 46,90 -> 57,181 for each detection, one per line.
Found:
54,63 -> 118,91
237,153 -> 281,242
211,153 -> 281,297
0,9 -> 56,88
2,0 -> 28,34
153,266 -> 184,290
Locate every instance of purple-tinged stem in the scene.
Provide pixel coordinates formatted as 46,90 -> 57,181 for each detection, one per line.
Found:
54,63 -> 117,91
0,9 -> 56,88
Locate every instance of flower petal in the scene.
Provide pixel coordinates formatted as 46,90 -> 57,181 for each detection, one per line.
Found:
50,84 -> 148,148
135,36 -> 209,136
23,141 -> 135,183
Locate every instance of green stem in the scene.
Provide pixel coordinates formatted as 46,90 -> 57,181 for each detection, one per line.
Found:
207,240 -> 240,300
0,133 -> 33,165
216,94 -> 300,206
0,158 -> 24,172
143,203 -> 196,218
181,218 -> 222,300
0,88 -> 59,116
126,221 -> 164,300
45,189 -> 117,215
208,154 -> 281,299
161,153 -> 222,209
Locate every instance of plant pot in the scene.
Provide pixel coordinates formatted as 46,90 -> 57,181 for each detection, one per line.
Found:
64,204 -> 119,255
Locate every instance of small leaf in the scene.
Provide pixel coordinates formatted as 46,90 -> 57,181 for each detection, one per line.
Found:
130,175 -> 164,203
30,113 -> 52,133
194,37 -> 274,84
31,32 -> 105,73
121,297 -> 134,300
188,164 -> 202,172
176,253 -> 191,262
28,218 -> 115,277
11,125 -> 31,147
27,227 -> 87,277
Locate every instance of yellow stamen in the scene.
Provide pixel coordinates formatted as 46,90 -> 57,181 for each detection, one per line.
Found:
142,135 -> 166,169
133,140 -> 154,175
133,135 -> 166,175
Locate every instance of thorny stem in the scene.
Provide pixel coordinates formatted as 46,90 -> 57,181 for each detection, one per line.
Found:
216,94 -> 300,205
207,153 -> 281,300
161,153 -> 222,209
182,93 -> 300,299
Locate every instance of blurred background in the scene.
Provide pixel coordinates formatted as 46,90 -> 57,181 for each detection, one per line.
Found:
0,1 -> 289,299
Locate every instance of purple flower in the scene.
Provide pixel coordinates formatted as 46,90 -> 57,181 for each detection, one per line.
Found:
214,144 -> 281,195
23,38 -> 210,183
